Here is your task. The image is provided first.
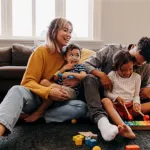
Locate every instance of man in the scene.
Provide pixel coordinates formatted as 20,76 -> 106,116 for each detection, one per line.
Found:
83,37 -> 150,141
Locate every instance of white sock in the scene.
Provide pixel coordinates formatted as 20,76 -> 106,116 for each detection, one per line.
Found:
98,117 -> 118,141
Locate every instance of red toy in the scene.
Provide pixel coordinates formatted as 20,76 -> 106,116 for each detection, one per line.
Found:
123,104 -> 133,121
138,111 -> 149,121
125,144 -> 140,150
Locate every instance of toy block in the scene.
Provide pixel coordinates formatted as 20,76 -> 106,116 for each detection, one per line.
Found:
78,131 -> 98,139
85,137 -> 91,145
73,135 -> 84,141
88,139 -> 98,147
74,137 -> 83,146
125,145 -> 140,150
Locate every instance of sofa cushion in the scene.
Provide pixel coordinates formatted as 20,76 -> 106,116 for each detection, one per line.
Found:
12,44 -> 33,66
80,48 -> 96,63
0,66 -> 26,79
0,47 -> 12,66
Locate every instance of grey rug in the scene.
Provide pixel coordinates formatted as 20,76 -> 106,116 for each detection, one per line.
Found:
0,119 -> 150,150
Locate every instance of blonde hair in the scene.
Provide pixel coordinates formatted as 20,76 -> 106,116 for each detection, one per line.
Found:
46,18 -> 73,53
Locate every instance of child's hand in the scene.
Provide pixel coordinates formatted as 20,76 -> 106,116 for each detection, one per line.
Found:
62,72 -> 73,78
63,63 -> 74,71
116,96 -> 125,105
133,103 -> 141,112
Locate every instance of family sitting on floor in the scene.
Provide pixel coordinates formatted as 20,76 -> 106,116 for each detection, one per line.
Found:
0,17 -> 150,142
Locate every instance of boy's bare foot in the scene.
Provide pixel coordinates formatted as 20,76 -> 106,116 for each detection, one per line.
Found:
118,124 -> 136,139
24,111 -> 44,122
0,123 -> 6,136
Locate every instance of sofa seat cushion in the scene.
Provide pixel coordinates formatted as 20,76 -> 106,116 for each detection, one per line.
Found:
12,44 -> 33,66
0,66 -> 26,79
0,47 -> 12,66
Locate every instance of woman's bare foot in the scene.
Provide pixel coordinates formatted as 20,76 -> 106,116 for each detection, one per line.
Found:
0,123 -> 6,136
24,111 -> 44,122
118,124 -> 136,139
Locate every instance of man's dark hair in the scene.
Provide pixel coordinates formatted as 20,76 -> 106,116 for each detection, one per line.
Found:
112,50 -> 135,70
137,37 -> 150,63
62,43 -> 81,56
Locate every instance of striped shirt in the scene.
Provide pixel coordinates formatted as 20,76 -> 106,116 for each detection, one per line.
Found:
57,64 -> 86,94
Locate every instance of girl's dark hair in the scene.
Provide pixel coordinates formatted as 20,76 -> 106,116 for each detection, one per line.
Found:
112,50 -> 135,70
62,43 -> 81,56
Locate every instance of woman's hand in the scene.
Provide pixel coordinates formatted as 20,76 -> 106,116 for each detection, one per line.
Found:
99,72 -> 113,91
49,87 -> 70,101
62,78 -> 80,87
133,103 -> 141,112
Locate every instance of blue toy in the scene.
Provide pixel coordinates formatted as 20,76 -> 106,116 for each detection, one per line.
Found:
58,73 -> 74,79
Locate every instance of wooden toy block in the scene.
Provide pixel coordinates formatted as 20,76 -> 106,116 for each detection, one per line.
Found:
85,137 -> 91,145
78,131 -> 98,139
124,121 -> 150,130
74,138 -> 83,146
88,139 -> 98,147
125,145 -> 140,150
73,134 -> 84,141
85,137 -> 98,147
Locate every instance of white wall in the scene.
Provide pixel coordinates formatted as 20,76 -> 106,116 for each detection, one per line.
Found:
101,0 -> 150,45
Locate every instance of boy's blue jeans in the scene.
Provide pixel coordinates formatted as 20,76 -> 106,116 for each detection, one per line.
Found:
0,85 -> 87,132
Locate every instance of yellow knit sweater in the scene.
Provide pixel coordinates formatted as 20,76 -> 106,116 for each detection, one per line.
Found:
21,46 -> 65,99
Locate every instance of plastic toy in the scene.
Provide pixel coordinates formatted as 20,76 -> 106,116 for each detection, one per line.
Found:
124,121 -> 150,130
92,146 -> 101,150
71,119 -> 77,124
123,104 -> 133,120
125,144 -> 140,150
58,73 -> 74,79
78,131 -> 98,139
138,110 -> 149,121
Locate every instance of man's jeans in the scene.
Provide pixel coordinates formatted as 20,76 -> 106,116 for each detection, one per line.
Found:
0,85 -> 87,132
83,74 -> 108,124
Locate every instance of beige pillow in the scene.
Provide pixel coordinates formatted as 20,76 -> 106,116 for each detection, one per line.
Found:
80,48 -> 95,63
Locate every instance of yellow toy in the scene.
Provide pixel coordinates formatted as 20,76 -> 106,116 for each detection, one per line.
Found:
71,119 -> 77,124
92,146 -> 101,150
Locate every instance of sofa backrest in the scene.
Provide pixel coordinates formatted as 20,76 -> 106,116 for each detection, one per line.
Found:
0,47 -> 12,66
12,44 -> 33,66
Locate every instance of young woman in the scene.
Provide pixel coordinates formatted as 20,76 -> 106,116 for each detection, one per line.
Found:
102,50 -> 150,139
0,18 -> 87,136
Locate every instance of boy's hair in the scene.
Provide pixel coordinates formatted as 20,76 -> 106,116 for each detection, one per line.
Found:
112,50 -> 135,70
62,43 -> 81,56
137,37 -> 150,63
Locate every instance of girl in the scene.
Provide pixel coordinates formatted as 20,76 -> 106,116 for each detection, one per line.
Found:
0,18 -> 87,136
102,50 -> 150,139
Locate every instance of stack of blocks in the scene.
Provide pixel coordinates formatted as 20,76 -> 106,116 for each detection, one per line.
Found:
72,131 -> 99,148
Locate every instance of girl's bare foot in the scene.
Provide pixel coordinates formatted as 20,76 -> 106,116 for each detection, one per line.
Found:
118,124 -> 136,139
24,111 -> 44,122
0,124 -> 6,136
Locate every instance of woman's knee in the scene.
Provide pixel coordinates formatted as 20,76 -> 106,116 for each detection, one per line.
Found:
69,100 -> 87,117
